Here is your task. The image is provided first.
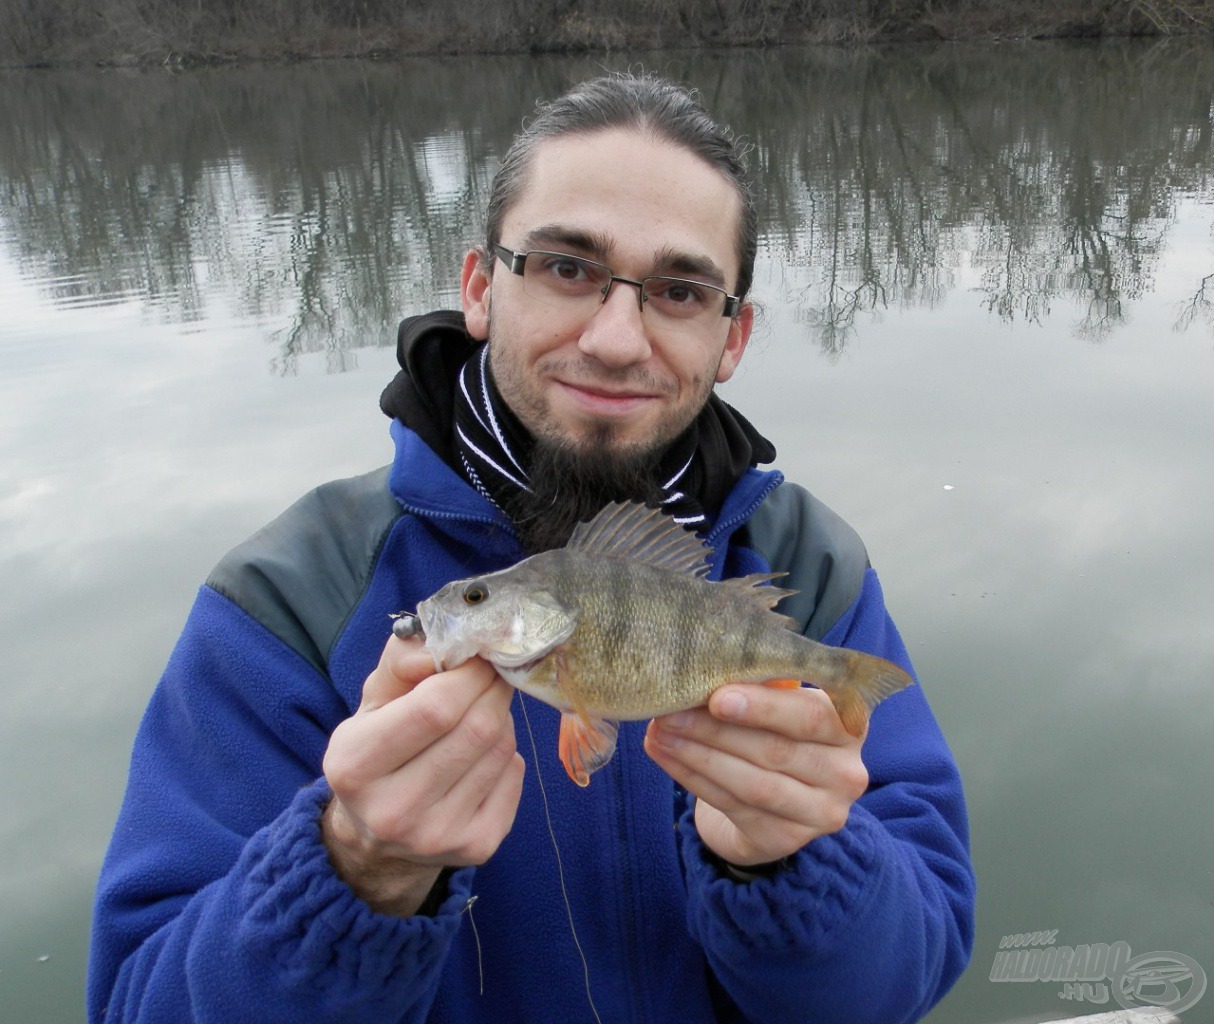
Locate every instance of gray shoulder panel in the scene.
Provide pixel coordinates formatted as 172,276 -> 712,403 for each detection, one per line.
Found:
742,481 -> 870,641
207,465 -> 401,674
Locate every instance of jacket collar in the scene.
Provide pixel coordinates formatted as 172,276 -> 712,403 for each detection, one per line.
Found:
387,417 -> 785,574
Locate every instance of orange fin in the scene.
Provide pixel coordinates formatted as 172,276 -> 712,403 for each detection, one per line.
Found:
558,713 -> 619,787
829,689 -> 870,738
822,651 -> 913,738
763,678 -> 802,690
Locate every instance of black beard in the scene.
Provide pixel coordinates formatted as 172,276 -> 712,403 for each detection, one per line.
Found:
501,426 -> 668,554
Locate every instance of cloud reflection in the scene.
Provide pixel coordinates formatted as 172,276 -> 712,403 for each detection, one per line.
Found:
1,43 -> 1213,1024
3,42 -> 1214,362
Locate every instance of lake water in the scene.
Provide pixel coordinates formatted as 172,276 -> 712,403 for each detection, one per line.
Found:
2,40 -> 1212,1024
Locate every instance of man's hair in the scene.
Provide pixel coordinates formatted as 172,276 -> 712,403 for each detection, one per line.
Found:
485,72 -> 758,302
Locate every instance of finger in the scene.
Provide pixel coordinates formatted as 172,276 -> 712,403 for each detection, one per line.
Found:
386,733 -> 525,865
359,634 -> 441,712
327,660 -> 504,789
328,679 -> 518,854
654,708 -> 850,788
646,731 -> 824,865
648,729 -> 854,842
707,684 -> 861,746
652,706 -> 869,809
428,747 -> 527,865
393,677 -> 519,801
646,726 -> 819,825
645,726 -> 748,814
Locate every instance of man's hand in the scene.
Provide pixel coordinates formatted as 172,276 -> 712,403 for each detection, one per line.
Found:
643,684 -> 869,869
321,635 -> 525,917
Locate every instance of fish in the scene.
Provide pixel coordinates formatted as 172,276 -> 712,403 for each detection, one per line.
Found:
416,501 -> 912,787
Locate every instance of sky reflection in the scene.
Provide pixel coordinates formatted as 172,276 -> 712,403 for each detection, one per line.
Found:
1,42 -> 1213,1024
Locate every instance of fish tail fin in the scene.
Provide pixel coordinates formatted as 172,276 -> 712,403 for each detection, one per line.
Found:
803,647 -> 913,737
558,712 -> 619,787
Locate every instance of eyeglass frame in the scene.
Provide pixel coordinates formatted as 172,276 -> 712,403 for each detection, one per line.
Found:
491,243 -> 742,321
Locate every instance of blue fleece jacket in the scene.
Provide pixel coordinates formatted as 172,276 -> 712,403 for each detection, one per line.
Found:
88,417 -> 974,1023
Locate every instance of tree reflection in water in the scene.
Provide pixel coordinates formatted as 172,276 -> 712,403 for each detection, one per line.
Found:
1,40 -> 1212,368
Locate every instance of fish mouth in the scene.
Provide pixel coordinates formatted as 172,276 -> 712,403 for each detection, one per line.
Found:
414,598 -> 449,670
415,598 -> 478,672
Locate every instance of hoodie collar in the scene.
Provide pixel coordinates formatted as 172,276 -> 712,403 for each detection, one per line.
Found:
378,309 -> 779,531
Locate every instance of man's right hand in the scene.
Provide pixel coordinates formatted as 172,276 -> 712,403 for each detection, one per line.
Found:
321,635 -> 525,917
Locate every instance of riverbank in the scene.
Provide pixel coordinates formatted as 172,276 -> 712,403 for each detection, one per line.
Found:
4,0 -> 1213,69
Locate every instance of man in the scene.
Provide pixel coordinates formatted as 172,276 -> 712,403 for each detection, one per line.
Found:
89,74 -> 974,1023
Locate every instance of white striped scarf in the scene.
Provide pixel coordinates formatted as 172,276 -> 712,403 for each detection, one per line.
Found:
452,345 -> 710,528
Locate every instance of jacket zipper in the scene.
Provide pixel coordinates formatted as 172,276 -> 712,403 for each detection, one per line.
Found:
613,747 -> 647,1024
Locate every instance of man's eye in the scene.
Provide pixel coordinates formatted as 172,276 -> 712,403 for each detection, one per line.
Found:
541,257 -> 587,281
652,279 -> 709,307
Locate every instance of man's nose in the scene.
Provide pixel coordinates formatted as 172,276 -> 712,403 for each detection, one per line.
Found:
576,279 -> 653,367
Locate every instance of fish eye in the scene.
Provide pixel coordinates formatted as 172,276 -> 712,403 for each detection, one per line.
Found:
462,583 -> 488,605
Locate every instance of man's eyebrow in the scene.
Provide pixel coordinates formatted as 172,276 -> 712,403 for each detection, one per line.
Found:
518,228 -> 730,289
652,246 -> 729,289
521,225 -> 612,260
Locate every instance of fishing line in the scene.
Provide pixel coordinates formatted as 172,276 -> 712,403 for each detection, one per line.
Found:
518,693 -> 604,1024
461,895 -> 484,995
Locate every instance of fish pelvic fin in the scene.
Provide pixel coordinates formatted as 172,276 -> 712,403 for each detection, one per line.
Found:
566,500 -> 712,578
558,713 -> 619,788
764,678 -> 802,689
807,647 -> 914,738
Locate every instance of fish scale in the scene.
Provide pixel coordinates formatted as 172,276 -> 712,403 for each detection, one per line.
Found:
556,559 -> 774,714
417,501 -> 912,787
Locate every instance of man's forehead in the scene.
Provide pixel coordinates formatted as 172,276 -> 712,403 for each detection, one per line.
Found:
503,129 -> 742,280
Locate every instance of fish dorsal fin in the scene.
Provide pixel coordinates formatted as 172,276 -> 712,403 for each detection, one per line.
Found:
724,571 -> 799,625
567,501 -> 711,578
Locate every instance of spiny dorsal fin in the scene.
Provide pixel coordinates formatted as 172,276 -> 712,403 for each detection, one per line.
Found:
567,501 -> 711,578
723,571 -> 799,625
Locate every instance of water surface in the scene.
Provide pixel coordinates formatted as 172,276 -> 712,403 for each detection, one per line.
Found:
2,40 -> 1213,1023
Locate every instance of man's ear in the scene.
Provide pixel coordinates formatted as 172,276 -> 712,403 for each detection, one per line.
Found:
461,248 -> 491,340
714,300 -> 754,384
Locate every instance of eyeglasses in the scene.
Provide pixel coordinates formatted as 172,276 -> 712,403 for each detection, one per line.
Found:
492,244 -> 741,336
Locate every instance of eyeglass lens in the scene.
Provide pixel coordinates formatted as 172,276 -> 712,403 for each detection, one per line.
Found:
518,251 -> 729,335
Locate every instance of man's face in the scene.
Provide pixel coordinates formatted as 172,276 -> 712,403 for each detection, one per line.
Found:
461,128 -> 753,454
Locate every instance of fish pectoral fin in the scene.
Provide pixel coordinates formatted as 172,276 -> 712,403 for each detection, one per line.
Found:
558,713 -> 619,788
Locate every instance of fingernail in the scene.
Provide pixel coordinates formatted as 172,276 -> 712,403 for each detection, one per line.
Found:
651,728 -> 682,750
664,711 -> 693,732
717,690 -> 748,720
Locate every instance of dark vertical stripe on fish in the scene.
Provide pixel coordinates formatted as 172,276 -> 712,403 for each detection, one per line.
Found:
606,561 -> 633,674
738,606 -> 767,673
672,578 -> 699,690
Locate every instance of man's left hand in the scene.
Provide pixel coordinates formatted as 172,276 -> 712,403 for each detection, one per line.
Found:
643,684 -> 869,868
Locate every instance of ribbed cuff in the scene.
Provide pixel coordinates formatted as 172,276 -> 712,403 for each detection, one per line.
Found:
235,779 -> 475,1005
681,801 -> 889,955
